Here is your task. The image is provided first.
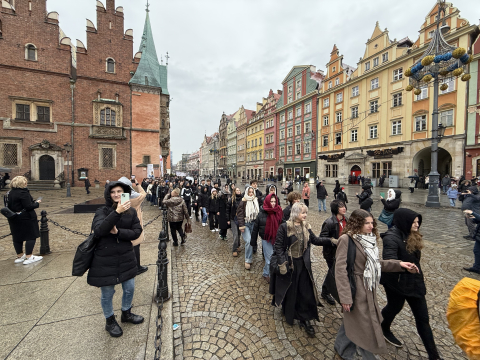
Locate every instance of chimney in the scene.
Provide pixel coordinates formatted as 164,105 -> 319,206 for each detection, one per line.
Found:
277,90 -> 283,95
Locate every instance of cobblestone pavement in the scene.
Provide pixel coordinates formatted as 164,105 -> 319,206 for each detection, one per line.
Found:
171,185 -> 474,360
0,185 -> 476,359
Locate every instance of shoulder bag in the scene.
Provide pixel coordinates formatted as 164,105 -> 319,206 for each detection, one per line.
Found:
1,192 -> 25,219
378,209 -> 394,226
325,236 -> 357,310
72,227 -> 98,276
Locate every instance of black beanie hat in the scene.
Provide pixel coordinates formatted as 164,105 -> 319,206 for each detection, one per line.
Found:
392,208 -> 422,235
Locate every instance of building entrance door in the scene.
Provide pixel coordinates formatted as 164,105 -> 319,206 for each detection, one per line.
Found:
350,165 -> 361,184
39,155 -> 55,180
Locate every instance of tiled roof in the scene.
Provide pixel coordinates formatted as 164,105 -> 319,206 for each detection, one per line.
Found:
244,110 -> 255,121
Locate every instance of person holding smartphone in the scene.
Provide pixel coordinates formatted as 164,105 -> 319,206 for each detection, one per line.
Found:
88,181 -> 143,337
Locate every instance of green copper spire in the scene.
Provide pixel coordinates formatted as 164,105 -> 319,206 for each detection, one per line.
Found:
129,7 -> 169,95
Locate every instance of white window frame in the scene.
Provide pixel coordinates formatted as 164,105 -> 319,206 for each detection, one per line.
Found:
322,135 -> 328,147
393,68 -> 403,81
335,77 -> 340,86
323,115 -> 329,126
336,112 -> 342,123
323,98 -> 329,108
287,127 -> 293,137
370,100 -> 378,113
440,109 -> 454,127
335,132 -> 342,144
288,85 -> 293,93
295,124 -> 301,135
373,57 -> 379,67
304,122 -> 311,133
392,120 -> 402,135
288,96 -> 293,104
328,81 -> 332,89
336,92 -> 343,103
382,52 -> 388,63
440,78 -> 455,94
296,79 -> 301,89
288,111 -> 293,120
280,146 -> 285,156
296,107 -> 301,117
280,114 -> 285,123
351,106 -> 358,118
352,86 -> 359,97
296,143 -> 301,155
287,145 -> 292,156
280,129 -> 285,139
304,141 -> 311,154
415,86 -> 428,101
369,125 -> 378,139
305,103 -> 311,113
371,77 -> 379,90
415,115 -> 427,131
365,61 -> 370,71
296,91 -> 301,100
392,92 -> 402,107
351,129 -> 358,142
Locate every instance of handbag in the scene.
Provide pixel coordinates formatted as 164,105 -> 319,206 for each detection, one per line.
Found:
72,230 -> 98,276
325,236 -> 357,310
269,244 -> 290,275
1,206 -> 18,219
378,209 -> 394,226
184,222 -> 192,234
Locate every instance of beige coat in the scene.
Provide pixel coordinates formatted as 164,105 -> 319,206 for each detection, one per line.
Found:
131,184 -> 147,246
335,234 -> 402,354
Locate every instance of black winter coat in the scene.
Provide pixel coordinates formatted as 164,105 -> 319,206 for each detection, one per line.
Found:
336,191 -> 348,204
282,205 -> 292,222
7,188 -> 40,241
313,214 -> 348,264
226,195 -> 242,221
380,227 -> 426,297
218,196 -> 229,230
316,184 -> 328,199
199,189 -> 210,208
251,208 -> 267,247
381,198 -> 401,212
87,181 -> 143,287
461,186 -> 480,212
207,196 -> 219,213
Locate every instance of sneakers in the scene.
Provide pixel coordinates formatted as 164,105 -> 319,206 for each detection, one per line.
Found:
383,330 -> 403,347
189,216 -> 192,219
202,223 -> 206,227
23,255 -> 43,265
211,229 -> 215,233
14,254 -> 26,263
215,228 -> 219,232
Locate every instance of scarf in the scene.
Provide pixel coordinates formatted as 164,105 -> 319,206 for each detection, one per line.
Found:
387,189 -> 395,201
243,187 -> 259,223
263,194 -> 283,244
353,233 -> 382,291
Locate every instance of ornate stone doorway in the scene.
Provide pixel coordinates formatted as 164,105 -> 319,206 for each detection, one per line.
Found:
29,140 -> 64,181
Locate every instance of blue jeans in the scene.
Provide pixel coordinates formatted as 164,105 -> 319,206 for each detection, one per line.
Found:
201,207 -> 208,223
449,198 -> 456,206
262,239 -> 274,277
318,198 -> 327,211
443,185 -> 448,194
474,240 -> 480,271
100,277 -> 135,318
242,222 -> 254,264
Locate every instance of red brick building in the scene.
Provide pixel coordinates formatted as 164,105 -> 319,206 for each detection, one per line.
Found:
0,0 -> 170,186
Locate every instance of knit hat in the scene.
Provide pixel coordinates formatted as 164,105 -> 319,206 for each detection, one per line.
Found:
211,188 -> 217,194
341,187 -> 345,191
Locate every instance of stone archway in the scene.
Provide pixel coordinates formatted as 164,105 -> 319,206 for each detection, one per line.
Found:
413,147 -> 452,178
29,140 -> 64,181
39,155 -> 55,180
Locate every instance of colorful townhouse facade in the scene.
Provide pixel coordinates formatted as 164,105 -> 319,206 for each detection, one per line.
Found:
235,106 -> 254,178
246,102 -> 264,179
316,3 -> 478,185
263,90 -> 282,180
226,110 -> 238,178
276,65 -> 321,181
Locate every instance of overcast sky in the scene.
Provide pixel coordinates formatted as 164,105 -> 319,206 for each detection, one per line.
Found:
46,0 -> 479,164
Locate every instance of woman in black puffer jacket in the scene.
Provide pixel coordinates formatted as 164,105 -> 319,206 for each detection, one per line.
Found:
380,208 -> 441,360
88,181 -> 143,338
227,187 -> 243,256
199,186 -> 210,226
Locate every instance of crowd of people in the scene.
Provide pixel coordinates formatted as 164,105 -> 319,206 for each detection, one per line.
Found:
6,172 -> 477,359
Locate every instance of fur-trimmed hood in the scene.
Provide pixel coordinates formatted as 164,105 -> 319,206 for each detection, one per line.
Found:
285,220 -> 310,253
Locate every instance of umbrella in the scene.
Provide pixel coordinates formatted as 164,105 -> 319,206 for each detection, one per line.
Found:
446,277 -> 480,359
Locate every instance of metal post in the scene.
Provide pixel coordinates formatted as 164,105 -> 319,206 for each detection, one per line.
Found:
426,75 -> 441,207
66,150 -> 71,197
162,204 -> 169,242
155,206 -> 170,302
39,210 -> 51,255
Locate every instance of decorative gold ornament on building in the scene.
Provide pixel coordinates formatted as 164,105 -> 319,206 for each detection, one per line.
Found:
406,84 -> 414,91
452,47 -> 466,59
421,55 -> 435,66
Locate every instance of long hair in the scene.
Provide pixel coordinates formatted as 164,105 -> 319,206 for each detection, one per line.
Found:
406,230 -> 424,253
342,209 -> 379,238
231,187 -> 241,204
289,202 -> 308,222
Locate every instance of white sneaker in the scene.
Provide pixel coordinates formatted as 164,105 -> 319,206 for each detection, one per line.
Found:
215,228 -> 219,232
202,223 -> 206,227
14,254 -> 26,263
23,255 -> 43,265
190,216 -> 192,219
211,229 -> 215,233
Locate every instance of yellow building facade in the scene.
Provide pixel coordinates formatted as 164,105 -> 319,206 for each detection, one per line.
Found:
317,2 -> 478,185
246,101 -> 265,180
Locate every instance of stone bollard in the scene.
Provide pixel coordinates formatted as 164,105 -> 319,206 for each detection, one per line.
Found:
40,210 -> 51,255
155,228 -> 170,302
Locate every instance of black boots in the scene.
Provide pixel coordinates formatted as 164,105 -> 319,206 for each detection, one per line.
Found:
121,308 -> 144,324
181,235 -> 187,245
105,315 -> 123,337
299,320 -> 315,337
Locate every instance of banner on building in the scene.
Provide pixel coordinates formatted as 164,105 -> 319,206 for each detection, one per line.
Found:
175,171 -> 187,177
147,164 -> 154,178
159,155 -> 164,176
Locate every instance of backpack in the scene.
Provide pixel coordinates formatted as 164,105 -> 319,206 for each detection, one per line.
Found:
325,236 -> 357,310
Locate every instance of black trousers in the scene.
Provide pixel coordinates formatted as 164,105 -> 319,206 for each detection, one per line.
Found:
169,221 -> 184,244
13,239 -> 36,255
209,213 -> 218,230
304,199 -> 309,207
185,199 -> 191,217
133,244 -> 141,268
381,286 -> 439,360
321,258 -> 334,295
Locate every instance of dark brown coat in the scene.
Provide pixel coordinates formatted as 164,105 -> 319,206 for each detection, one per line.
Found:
335,234 -> 402,354
163,194 -> 189,223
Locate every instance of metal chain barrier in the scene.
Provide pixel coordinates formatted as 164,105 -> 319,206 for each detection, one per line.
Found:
0,232 -> 12,239
47,219 -> 90,237
143,213 -> 162,228
154,260 -> 165,359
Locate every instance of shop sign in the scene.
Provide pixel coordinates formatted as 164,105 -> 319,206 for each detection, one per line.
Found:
318,152 -> 345,162
366,147 -> 404,159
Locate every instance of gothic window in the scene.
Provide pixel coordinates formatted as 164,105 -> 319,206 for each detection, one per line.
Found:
106,58 -> 115,73
100,108 -> 116,126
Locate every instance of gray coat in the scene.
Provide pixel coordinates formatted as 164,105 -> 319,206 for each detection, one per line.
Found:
335,234 -> 402,354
